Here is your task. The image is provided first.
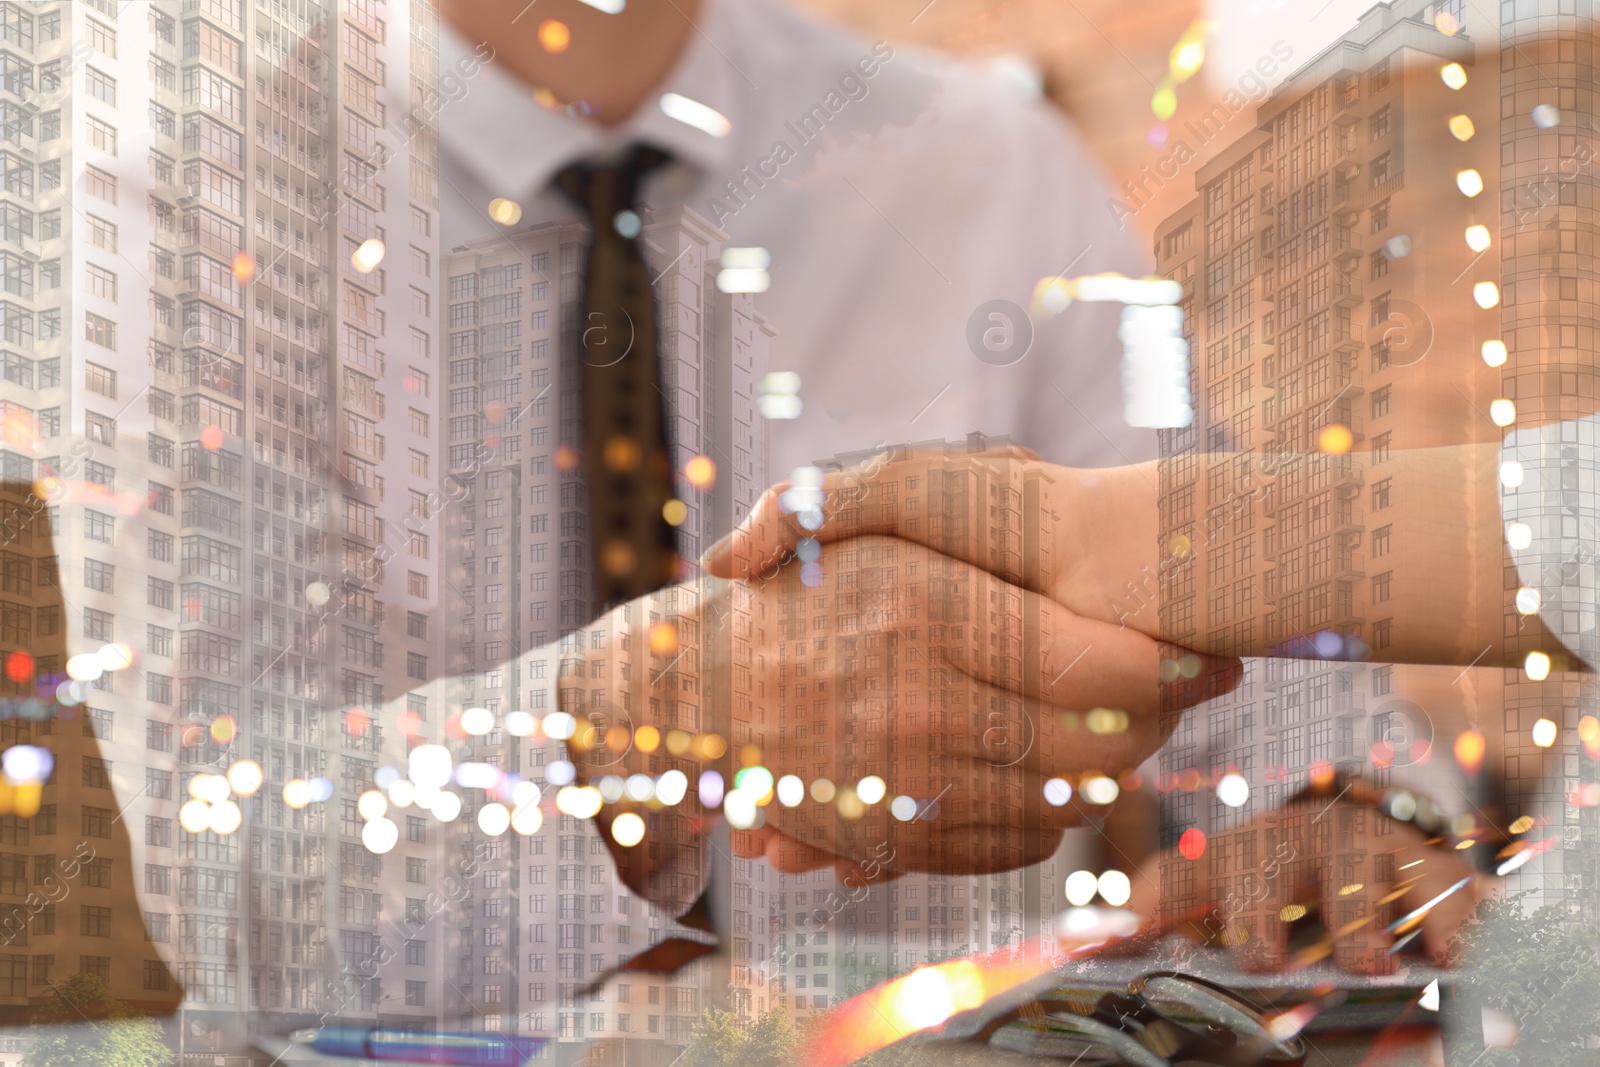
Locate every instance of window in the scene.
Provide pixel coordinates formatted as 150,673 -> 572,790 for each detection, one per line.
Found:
1372,618 -> 1392,650
148,103 -> 175,139
410,409 -> 429,437
148,625 -> 173,658
1368,105 -> 1390,141
149,530 -> 175,562
146,674 -> 172,705
87,214 -> 117,252
84,560 -> 114,594
1369,58 -> 1390,92
82,757 -> 111,790
1371,432 -> 1391,464
85,412 -> 116,446
81,906 -> 112,938
85,510 -> 114,543
1372,524 -> 1391,557
408,571 -> 429,598
1370,249 -> 1388,280
85,313 -> 117,351
1371,198 -> 1390,233
86,18 -> 116,56
145,485 -> 175,521
82,808 -> 112,839
86,115 -> 117,155
1371,478 -> 1391,510
85,165 -> 117,203
86,264 -> 117,302
145,863 -> 170,894
84,609 -> 112,642
1373,571 -> 1392,603
1370,385 -> 1391,419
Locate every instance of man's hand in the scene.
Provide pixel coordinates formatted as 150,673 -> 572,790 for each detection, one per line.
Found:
704,441 -> 1555,670
564,528 -> 1240,899
1127,796 -> 1483,974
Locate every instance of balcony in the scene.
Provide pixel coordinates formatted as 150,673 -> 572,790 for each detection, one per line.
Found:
1332,270 -> 1363,307
1332,226 -> 1361,269
1334,182 -> 1366,216
1334,502 -> 1364,532
1332,316 -> 1361,354
1334,550 -> 1365,579
1333,87 -> 1360,126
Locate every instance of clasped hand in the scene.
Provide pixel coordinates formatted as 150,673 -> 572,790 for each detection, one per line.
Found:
561,447 -> 1238,902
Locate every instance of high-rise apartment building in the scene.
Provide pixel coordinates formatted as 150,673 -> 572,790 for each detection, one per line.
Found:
0,0 -> 454,1057
1153,0 -> 1600,960
440,204 -> 774,1063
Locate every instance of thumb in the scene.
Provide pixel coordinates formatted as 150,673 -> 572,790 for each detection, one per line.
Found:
702,482 -> 792,579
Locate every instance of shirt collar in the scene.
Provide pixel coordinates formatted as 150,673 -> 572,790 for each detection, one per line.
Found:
440,0 -> 745,204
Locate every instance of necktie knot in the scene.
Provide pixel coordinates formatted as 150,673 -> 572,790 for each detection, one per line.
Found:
555,145 -> 671,226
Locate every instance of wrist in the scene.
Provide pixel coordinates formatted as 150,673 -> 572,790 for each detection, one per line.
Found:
1059,462 -> 1164,637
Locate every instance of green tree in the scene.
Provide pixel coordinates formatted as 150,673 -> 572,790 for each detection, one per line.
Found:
1445,893 -> 1600,1065
680,1007 -> 748,1067
682,1005 -> 802,1067
746,1005 -> 800,1066
22,973 -> 172,1067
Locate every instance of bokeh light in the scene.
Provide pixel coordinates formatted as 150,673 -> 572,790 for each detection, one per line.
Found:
611,812 -> 646,847
1318,424 -> 1353,455
1064,870 -> 1098,907
488,198 -> 523,226
350,238 -> 385,273
1097,870 -> 1132,908
227,760 -> 263,797
1525,651 -> 1552,681
684,455 -> 717,491
649,622 -> 678,656
1217,773 -> 1250,808
537,19 -> 571,53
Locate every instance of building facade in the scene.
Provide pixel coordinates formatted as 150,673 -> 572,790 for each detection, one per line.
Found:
1154,0 -> 1600,963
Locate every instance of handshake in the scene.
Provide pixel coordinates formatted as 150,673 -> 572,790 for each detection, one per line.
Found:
555,444 -> 1245,906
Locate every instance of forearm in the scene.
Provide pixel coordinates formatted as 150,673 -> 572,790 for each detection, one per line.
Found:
1068,441 -> 1571,668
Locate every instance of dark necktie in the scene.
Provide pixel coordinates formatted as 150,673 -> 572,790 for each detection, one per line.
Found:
555,146 -> 680,610
556,149 -> 720,956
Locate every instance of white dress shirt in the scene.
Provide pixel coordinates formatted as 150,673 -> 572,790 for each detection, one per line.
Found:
402,0 -> 1159,1019
434,0 -> 1154,477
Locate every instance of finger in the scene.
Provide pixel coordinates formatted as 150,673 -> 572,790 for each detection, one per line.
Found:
702,446 -> 1048,586
870,543 -> 1242,715
730,825 -> 772,859
768,836 -> 840,874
